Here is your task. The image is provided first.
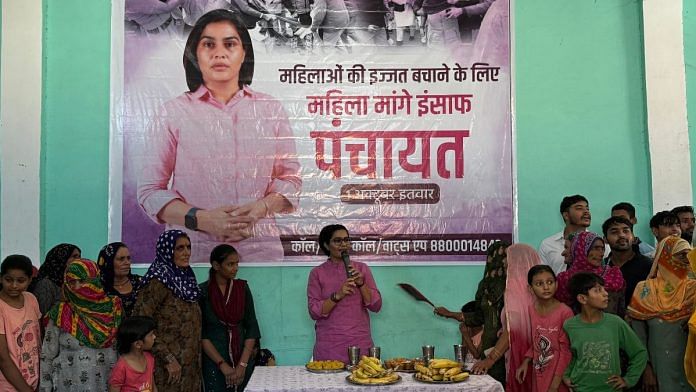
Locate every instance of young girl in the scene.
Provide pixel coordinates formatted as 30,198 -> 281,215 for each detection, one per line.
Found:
515,265 -> 573,392
0,255 -> 41,392
109,316 -> 157,392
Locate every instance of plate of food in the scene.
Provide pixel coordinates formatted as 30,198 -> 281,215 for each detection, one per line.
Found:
412,358 -> 470,383
346,373 -> 401,386
346,356 -> 402,385
305,360 -> 346,373
384,357 -> 423,373
413,372 -> 469,384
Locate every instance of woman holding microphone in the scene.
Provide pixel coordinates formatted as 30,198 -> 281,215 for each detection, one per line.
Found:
307,224 -> 382,363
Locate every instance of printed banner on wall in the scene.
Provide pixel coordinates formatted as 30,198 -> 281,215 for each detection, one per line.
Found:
111,0 -> 513,265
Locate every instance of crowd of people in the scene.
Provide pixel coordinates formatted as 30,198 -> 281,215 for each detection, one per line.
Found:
124,0 -> 496,50
435,196 -> 696,391
0,223 -> 375,391
2,195 -> 696,391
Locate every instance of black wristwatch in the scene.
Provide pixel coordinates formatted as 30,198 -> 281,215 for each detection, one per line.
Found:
184,207 -> 200,231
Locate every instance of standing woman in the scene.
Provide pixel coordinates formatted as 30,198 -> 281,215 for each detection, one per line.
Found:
555,231 -> 624,314
628,236 -> 696,391
307,224 -> 382,363
39,259 -> 123,391
96,242 -> 142,317
434,242 -> 509,384
31,243 -> 81,315
200,244 -> 260,391
133,230 -> 202,391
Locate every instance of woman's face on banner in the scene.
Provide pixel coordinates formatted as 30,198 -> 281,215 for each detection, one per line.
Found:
196,21 -> 246,89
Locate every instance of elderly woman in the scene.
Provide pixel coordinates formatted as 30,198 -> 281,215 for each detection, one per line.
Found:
96,242 -> 142,317
31,243 -> 81,315
133,230 -> 202,391
628,236 -> 696,391
555,231 -> 624,314
307,224 -> 382,363
136,8 -> 301,263
39,259 -> 122,391
200,244 -> 260,391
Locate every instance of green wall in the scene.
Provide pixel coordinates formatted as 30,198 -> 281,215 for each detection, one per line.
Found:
686,0 -> 696,190
40,0 -> 658,364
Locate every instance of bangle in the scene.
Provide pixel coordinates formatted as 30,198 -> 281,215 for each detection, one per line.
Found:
217,360 -> 225,369
330,292 -> 341,302
356,280 -> 364,288
239,361 -> 248,368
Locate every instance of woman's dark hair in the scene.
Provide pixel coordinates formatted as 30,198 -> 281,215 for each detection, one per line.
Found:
116,316 -> 157,355
1,255 -> 33,277
183,9 -> 255,92
318,224 -> 349,256
527,265 -> 556,285
97,242 -> 128,293
210,244 -> 238,265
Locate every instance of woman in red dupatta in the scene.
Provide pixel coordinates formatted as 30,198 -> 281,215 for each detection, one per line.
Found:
200,244 -> 261,392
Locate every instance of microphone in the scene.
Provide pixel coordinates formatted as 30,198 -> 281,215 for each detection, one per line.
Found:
341,251 -> 352,278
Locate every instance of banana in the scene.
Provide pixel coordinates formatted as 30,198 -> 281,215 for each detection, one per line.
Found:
431,374 -> 443,381
359,363 -> 378,376
429,359 -> 461,369
364,359 -> 384,373
445,366 -> 463,377
414,364 -> 432,376
450,372 -> 470,382
354,368 -> 369,379
416,373 -> 433,381
439,368 -> 447,375
365,356 -> 381,367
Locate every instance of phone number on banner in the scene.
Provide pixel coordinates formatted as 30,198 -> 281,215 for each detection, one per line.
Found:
282,234 -> 513,257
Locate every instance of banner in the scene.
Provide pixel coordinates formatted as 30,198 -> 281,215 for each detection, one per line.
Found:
111,0 -> 513,265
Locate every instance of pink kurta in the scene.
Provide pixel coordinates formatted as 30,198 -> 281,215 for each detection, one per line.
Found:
137,85 -> 301,263
307,260 -> 382,362
525,303 -> 573,392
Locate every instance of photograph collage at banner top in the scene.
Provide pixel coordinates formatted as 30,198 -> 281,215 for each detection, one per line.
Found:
113,0 -> 513,265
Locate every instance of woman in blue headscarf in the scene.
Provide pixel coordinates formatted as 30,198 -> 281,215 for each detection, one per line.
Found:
133,230 -> 202,391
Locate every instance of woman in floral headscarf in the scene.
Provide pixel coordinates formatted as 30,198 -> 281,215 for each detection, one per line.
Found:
555,231 -> 624,314
133,230 -> 202,391
96,242 -> 142,317
39,259 -> 123,392
31,243 -> 81,314
629,236 -> 695,391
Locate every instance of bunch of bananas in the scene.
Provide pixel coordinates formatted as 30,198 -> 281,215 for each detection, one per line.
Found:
414,358 -> 469,382
306,360 -> 344,370
349,356 -> 400,384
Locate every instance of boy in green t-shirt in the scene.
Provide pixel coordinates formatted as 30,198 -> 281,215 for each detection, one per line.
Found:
563,272 -> 647,391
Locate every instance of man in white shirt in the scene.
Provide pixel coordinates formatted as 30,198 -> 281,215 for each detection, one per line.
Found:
538,195 -> 591,274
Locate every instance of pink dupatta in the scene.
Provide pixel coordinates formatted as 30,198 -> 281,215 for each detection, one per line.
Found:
504,244 -> 540,391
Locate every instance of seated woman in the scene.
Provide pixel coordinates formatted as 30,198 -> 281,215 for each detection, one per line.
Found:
200,244 -> 260,392
133,230 -> 202,391
31,243 -> 81,315
40,259 -> 123,391
307,224 -> 382,363
97,242 -> 142,317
